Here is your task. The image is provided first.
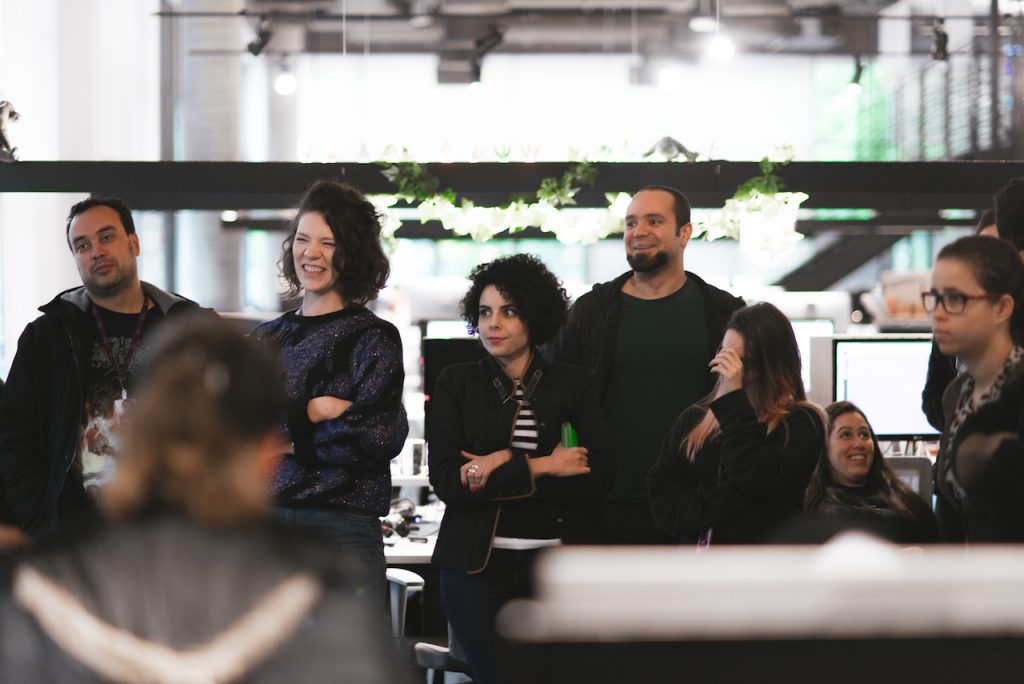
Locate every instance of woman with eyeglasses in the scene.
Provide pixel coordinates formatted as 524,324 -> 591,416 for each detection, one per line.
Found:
926,235 -> 1024,542
648,302 -> 827,545
805,401 -> 937,543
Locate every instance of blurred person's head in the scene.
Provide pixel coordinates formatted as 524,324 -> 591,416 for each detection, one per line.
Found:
280,180 -> 390,306
995,178 -> 1024,249
102,315 -> 286,526
976,207 -> 997,238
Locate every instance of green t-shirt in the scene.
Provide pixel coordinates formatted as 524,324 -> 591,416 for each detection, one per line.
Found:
606,279 -> 710,502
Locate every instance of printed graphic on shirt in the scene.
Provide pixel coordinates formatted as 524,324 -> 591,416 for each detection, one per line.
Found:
76,310 -> 159,496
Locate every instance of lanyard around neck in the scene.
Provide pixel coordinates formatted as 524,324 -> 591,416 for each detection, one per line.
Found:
89,295 -> 149,399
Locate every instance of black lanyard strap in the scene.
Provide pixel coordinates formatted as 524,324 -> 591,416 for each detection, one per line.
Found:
89,295 -> 149,399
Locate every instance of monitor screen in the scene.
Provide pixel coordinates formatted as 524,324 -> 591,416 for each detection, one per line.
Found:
789,318 -> 835,395
424,319 -> 473,339
422,337 -> 488,432
833,336 -> 938,440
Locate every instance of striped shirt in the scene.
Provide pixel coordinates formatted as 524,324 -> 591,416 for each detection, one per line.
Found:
510,383 -> 539,452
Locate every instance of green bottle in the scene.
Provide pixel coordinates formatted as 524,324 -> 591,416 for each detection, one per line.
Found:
560,422 -> 578,447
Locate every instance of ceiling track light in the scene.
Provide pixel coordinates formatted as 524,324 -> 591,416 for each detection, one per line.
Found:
848,54 -> 864,95
247,15 -> 273,57
274,54 -> 298,96
689,0 -> 718,33
931,18 -> 949,61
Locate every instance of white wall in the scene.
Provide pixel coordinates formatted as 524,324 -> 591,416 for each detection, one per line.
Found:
0,0 -> 161,376
295,52 -> 830,163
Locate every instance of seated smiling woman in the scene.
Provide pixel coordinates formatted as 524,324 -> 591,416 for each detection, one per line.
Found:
805,401 -> 937,543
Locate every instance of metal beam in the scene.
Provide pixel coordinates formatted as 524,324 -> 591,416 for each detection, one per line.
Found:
1,160 -> 1021,211
775,233 -> 904,291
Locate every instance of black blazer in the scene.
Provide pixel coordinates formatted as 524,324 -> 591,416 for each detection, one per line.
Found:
428,353 -> 613,573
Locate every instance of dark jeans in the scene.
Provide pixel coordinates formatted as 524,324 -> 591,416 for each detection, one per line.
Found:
273,507 -> 386,606
440,548 -> 540,684
602,500 -> 677,545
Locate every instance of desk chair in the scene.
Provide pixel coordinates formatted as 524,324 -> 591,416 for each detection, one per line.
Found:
887,456 -> 933,503
386,567 -> 425,639
415,624 -> 473,684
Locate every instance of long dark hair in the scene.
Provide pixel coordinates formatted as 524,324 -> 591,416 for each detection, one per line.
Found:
682,302 -> 824,459
280,180 -> 391,305
804,401 -> 921,517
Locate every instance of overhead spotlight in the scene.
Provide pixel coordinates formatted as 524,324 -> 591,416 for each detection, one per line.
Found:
247,15 -> 273,56
931,18 -> 949,61
409,0 -> 437,29
689,0 -> 718,33
848,54 -> 864,95
274,55 -> 298,96
475,23 -> 505,57
707,33 -> 736,62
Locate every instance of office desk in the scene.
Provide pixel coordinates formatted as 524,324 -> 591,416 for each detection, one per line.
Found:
385,535 -> 436,564
384,502 -> 441,565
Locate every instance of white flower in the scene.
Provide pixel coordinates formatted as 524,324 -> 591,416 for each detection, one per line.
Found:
767,143 -> 797,164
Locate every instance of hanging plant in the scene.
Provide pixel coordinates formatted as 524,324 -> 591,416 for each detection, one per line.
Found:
697,145 -> 809,264
374,158 -> 609,243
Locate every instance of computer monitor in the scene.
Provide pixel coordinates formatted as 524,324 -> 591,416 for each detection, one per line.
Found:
832,335 -> 938,441
886,456 -> 933,502
424,319 -> 473,339
422,337 -> 487,431
789,318 -> 835,395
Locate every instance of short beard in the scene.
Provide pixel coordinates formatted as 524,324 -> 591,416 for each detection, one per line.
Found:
627,250 -> 669,273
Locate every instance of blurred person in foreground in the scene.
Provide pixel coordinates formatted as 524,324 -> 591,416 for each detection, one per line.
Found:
0,315 -> 406,684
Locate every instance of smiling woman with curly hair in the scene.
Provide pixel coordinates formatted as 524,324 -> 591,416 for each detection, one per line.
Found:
428,253 -> 613,684
252,180 -> 408,607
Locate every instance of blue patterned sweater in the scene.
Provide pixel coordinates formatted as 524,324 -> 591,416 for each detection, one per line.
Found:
253,306 -> 408,516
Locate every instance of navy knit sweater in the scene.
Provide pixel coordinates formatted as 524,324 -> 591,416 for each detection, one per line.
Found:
253,306 -> 408,516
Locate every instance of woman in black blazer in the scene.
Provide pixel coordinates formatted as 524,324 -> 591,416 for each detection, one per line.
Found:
428,254 -> 612,684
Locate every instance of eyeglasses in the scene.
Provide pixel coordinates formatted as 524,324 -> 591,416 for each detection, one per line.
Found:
921,290 -> 1001,315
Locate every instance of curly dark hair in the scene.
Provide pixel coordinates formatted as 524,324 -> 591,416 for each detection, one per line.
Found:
459,254 -> 570,348
280,180 -> 390,305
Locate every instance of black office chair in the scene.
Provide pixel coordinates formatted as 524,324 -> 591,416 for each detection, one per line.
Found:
887,456 -> 934,503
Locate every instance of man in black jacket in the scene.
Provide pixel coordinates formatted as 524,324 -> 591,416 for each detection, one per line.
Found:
0,197 -> 202,536
548,185 -> 744,544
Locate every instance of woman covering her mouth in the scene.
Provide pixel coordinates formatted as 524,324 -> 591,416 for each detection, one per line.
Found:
804,401 -> 937,543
